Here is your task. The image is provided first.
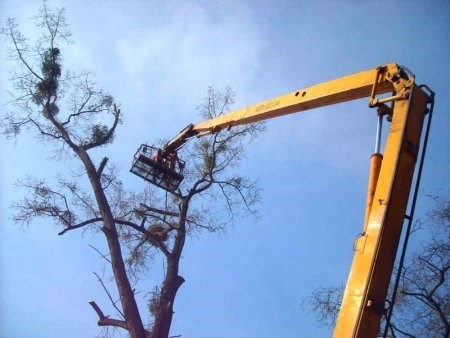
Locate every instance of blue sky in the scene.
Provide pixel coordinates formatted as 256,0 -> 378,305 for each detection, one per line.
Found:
1,1 -> 449,337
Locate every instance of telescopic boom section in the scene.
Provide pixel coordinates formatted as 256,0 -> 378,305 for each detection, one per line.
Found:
162,63 -> 411,154
133,63 -> 432,338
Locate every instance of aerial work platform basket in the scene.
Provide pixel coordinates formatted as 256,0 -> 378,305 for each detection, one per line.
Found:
130,144 -> 185,193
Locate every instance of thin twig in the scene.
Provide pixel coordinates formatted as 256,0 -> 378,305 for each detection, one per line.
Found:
88,244 -> 112,264
93,272 -> 125,319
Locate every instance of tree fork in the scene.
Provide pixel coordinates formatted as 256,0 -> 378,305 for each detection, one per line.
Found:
78,149 -> 147,338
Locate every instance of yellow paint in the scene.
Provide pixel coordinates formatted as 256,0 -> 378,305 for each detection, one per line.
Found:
163,64 -> 431,338
341,87 -> 428,337
192,63 -> 401,133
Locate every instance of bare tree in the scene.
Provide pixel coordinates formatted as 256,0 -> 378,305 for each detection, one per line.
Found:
131,86 -> 263,338
390,196 -> 450,338
2,4 -> 263,338
302,196 -> 450,338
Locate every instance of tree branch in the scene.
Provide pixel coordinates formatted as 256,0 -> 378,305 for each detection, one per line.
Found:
58,217 -> 103,235
115,219 -> 171,257
25,117 -> 63,139
138,203 -> 180,218
93,272 -> 125,319
88,244 -> 111,264
88,300 -> 128,330
390,321 -> 417,338
189,176 -> 213,197
6,19 -> 44,81
83,104 -> 121,150
97,157 -> 109,176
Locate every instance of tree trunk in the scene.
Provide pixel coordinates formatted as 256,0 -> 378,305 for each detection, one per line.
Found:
78,149 -> 147,338
151,275 -> 185,338
151,201 -> 188,338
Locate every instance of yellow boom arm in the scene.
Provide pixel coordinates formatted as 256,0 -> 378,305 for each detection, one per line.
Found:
164,63 -> 412,152
160,63 -> 432,337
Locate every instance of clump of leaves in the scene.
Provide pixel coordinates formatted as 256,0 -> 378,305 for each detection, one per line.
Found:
91,124 -> 112,144
41,48 -> 61,78
33,48 -> 62,118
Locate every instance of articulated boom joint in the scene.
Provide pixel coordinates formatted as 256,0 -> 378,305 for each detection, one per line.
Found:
368,64 -> 415,108
162,123 -> 197,155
